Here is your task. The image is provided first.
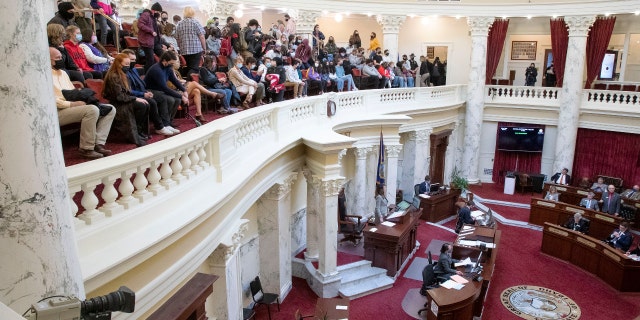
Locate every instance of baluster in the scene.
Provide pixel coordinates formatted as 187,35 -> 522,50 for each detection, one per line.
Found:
101,176 -> 123,216
198,143 -> 208,168
189,147 -> 201,173
171,153 -> 185,183
79,182 -> 103,224
160,156 -> 176,188
69,191 -> 84,229
117,171 -> 138,209
147,160 -> 164,195
181,150 -> 194,178
133,165 -> 153,202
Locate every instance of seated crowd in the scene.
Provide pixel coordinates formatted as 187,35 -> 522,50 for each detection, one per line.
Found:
47,1 -> 446,159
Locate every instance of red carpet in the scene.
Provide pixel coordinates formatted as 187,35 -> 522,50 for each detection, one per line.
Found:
469,183 -> 540,205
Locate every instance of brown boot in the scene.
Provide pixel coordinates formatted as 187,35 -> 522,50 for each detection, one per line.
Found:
79,148 -> 103,159
94,144 -> 112,156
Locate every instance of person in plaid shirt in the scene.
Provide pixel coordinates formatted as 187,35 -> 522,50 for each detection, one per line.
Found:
175,6 -> 206,75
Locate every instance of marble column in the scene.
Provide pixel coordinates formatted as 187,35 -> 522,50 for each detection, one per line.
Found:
116,0 -> 149,22
461,16 -> 494,184
208,221 -> 249,320
297,10 -> 321,43
256,173 -> 297,299
376,15 -> 406,60
399,130 -> 430,202
444,121 -> 462,184
385,144 -> 402,205
302,167 -> 319,260
0,0 -> 84,312
315,177 -> 344,277
352,147 -> 370,216
414,129 -> 432,185
552,16 -> 595,173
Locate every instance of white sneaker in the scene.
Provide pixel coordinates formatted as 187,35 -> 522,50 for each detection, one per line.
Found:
166,126 -> 181,134
155,127 -> 174,136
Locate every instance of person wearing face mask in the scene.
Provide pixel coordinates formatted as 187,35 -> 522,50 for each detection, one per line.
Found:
64,25 -> 103,79
324,36 -> 337,59
199,55 -> 235,113
294,39 -> 313,69
368,32 -> 381,57
138,2 -> 165,73
334,58 -> 357,92
48,2 -> 78,28
102,53 -> 150,147
284,13 -> 296,37
372,47 -> 383,64
229,56 -> 265,108
161,24 -> 179,52
382,49 -> 392,63
306,61 -> 324,94
349,30 -> 362,48
79,29 -> 113,74
176,6 -> 207,76
50,47 -> 115,159
159,11 -> 169,28
144,50 -> 188,131
47,23 -> 90,83
89,0 -> 117,46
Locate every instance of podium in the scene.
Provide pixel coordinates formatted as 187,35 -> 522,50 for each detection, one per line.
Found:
504,176 -> 515,195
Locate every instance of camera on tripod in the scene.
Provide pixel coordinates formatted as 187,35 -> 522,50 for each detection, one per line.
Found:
24,286 -> 135,320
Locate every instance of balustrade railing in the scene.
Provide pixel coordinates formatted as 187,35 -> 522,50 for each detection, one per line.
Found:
486,85 -> 560,105
584,90 -> 640,106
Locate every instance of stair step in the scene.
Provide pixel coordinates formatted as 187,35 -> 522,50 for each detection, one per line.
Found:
339,266 -> 387,285
336,260 -> 371,272
338,276 -> 394,300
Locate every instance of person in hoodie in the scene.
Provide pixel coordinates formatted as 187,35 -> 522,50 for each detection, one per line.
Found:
64,25 -> 103,79
48,2 -> 78,28
294,38 -> 313,69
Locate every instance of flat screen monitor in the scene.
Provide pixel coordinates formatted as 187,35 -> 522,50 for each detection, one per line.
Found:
396,200 -> 411,211
429,183 -> 441,193
497,126 -> 544,152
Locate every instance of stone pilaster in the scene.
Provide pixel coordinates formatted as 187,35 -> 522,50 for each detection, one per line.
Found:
315,177 -> 344,277
302,166 -> 319,260
385,144 -> 402,205
257,173 -> 298,299
116,0 -> 150,22
376,15 -> 406,59
207,220 -> 249,320
399,130 -> 431,202
0,0 -> 85,312
352,147 -> 371,218
461,16 -> 494,184
297,9 -> 321,40
553,16 -> 595,173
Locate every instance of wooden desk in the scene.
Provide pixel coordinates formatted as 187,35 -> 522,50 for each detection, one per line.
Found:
147,273 -> 218,320
541,222 -> 640,292
529,198 -> 624,240
543,182 -> 601,206
418,189 -> 461,222
363,209 -> 422,277
425,227 -> 500,319
315,298 -> 349,320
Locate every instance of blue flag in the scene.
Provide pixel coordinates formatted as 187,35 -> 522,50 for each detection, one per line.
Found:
376,131 -> 385,186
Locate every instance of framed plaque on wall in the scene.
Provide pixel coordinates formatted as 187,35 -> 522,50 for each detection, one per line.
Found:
511,41 -> 537,60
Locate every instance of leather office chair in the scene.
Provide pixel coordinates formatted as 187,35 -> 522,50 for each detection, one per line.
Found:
250,276 -> 280,320
517,173 -> 534,194
339,213 -> 365,246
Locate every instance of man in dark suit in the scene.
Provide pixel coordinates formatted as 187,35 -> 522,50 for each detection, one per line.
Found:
600,184 -> 621,216
621,184 -> 640,201
563,213 -> 590,234
550,168 -> 571,185
579,192 -> 599,211
418,175 -> 431,194
606,222 -> 632,251
433,243 -> 462,279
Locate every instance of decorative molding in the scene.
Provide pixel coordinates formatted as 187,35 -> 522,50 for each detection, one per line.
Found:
376,15 -> 406,34
386,144 -> 402,158
564,15 -> 596,37
409,129 -> 433,142
213,1 -> 237,17
297,10 -> 321,33
319,178 -> 345,197
354,147 -> 371,160
208,220 -> 249,264
264,173 -> 299,200
466,16 -> 494,37
337,149 -> 347,164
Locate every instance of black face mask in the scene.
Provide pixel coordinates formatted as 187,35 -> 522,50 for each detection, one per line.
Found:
61,11 -> 75,20
153,12 -> 160,19
122,66 -> 131,73
53,59 -> 65,70
162,17 -> 168,22
130,62 -> 136,69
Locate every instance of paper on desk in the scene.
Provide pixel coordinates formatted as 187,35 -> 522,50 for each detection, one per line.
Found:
450,275 -> 469,284
458,240 -> 479,246
454,257 -> 473,267
462,226 -> 475,231
419,194 -> 430,199
336,305 -> 348,310
471,210 -> 484,218
381,221 -> 396,227
369,227 -> 378,232
441,280 -> 464,290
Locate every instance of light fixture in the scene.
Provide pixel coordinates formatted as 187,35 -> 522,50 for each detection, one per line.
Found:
237,3 -> 245,9
335,14 -> 343,22
421,17 -> 429,25
527,15 -> 532,19
345,11 -> 351,16
234,9 -> 244,18
407,14 -> 416,18
454,15 -> 461,19
366,12 -> 373,17
322,10 -> 328,15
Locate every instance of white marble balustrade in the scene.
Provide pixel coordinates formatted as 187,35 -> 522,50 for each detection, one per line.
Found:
486,85 -> 561,106
584,89 -> 640,106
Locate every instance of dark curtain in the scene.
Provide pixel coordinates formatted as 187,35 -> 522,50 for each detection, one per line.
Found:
584,16 -> 616,89
485,19 -> 509,84
492,122 -> 544,184
572,128 -> 640,186
550,18 -> 568,87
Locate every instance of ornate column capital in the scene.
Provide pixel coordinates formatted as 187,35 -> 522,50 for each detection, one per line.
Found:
564,16 -> 596,37
386,144 -> 402,158
354,147 -> 371,160
319,178 -> 345,197
297,10 -> 321,34
376,15 -> 406,34
208,220 -> 249,263
264,173 -> 298,200
211,1 -> 236,18
117,0 -> 150,22
410,129 -> 432,142
466,17 -> 494,37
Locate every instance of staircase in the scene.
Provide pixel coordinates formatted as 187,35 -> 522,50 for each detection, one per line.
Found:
337,260 -> 394,300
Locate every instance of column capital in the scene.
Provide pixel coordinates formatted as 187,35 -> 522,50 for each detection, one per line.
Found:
208,221 -> 249,263
376,15 -> 406,34
211,1 -> 237,18
264,173 -> 298,200
117,0 -> 150,22
297,10 -> 321,34
564,16 -> 596,37
354,146 -> 372,159
386,144 -> 402,158
466,17 -> 494,37
319,178 -> 345,197
410,129 -> 432,142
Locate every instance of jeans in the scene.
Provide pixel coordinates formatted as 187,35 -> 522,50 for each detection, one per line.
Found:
392,77 -> 406,88
406,76 -> 415,87
95,14 -> 117,45
208,88 -> 232,110
335,75 -> 356,91
142,46 -> 155,74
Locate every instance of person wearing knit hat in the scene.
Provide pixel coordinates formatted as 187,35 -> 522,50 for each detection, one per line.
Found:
151,2 -> 163,12
47,2 -> 77,28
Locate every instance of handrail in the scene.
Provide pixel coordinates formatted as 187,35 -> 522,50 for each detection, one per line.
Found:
81,8 -> 121,52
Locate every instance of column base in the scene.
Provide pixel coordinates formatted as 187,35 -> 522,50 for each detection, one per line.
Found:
292,257 -> 342,298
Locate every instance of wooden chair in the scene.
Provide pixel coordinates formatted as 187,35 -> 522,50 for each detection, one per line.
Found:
338,212 -> 364,246
216,55 -> 229,72
351,68 -> 363,89
249,276 -> 280,320
517,173 -> 534,194
597,175 -> 624,192
124,36 -> 139,50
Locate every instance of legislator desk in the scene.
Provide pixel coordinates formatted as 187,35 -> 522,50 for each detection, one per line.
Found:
363,208 -> 422,277
418,189 -> 461,222
543,182 -> 601,206
425,226 -> 500,320
541,222 -> 640,292
529,198 -> 626,240
314,298 -> 349,320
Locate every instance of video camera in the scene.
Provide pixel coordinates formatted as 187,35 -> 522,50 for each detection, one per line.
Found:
24,286 -> 135,320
